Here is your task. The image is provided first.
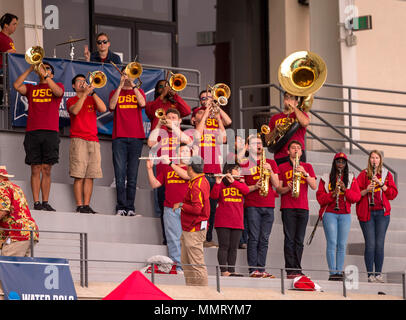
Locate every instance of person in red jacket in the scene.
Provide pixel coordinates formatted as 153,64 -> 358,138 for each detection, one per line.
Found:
211,163 -> 250,277
173,156 -> 210,286
356,150 -> 398,283
316,152 -> 361,281
145,79 -> 191,131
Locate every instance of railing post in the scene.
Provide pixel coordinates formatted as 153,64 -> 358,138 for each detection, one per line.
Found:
402,272 -> 406,300
79,233 -> 84,287
348,88 -> 353,154
280,269 -> 285,295
84,233 -> 88,287
30,230 -> 34,257
151,263 -> 155,284
216,266 -> 221,293
342,272 -> 347,298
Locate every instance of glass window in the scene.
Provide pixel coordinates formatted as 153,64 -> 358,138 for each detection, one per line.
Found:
138,30 -> 172,66
42,0 -> 89,60
94,0 -> 173,21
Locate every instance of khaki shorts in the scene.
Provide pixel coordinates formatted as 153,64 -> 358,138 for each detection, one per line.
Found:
69,138 -> 103,179
1,240 -> 33,257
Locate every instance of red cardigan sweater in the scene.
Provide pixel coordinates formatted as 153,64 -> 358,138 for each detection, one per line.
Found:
316,175 -> 361,219
355,169 -> 398,222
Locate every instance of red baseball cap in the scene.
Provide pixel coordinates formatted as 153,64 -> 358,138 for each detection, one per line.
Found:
334,152 -> 348,161
192,106 -> 206,118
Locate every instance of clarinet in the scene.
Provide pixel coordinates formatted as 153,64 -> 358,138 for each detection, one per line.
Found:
334,169 -> 342,211
369,164 -> 376,207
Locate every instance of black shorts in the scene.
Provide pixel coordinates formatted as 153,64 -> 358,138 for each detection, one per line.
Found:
23,130 -> 60,165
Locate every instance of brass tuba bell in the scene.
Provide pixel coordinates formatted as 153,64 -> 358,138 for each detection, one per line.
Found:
87,71 -> 107,88
168,72 -> 187,91
25,46 -> 45,74
278,51 -> 327,112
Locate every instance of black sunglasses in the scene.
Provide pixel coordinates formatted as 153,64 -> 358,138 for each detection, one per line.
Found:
96,40 -> 108,45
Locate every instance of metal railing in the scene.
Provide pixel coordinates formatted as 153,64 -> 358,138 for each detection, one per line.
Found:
0,228 -> 88,287
0,53 -> 201,132
238,83 -> 402,184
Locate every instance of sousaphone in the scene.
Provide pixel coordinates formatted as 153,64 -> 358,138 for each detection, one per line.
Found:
262,51 -> 327,153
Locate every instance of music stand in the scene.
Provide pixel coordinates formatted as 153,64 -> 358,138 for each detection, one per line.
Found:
56,37 -> 86,60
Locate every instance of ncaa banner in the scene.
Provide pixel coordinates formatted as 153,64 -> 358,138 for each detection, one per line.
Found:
7,53 -> 165,136
0,256 -> 77,300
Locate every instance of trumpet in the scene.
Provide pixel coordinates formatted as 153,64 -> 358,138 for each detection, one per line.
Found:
155,108 -> 167,125
25,46 -> 46,75
86,71 -> 107,88
206,83 -> 231,118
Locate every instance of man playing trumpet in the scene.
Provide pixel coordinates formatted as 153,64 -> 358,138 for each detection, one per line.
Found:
67,74 -> 107,213
13,61 -> 64,211
109,69 -> 146,216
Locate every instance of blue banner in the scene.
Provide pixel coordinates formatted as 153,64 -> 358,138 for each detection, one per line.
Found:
0,256 -> 77,300
7,53 -> 165,136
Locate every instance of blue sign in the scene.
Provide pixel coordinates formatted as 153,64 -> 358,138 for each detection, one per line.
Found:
0,256 -> 77,300
7,53 -> 165,136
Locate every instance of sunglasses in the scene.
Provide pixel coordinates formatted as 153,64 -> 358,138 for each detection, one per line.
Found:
335,159 -> 346,164
200,97 -> 210,101
96,40 -> 108,45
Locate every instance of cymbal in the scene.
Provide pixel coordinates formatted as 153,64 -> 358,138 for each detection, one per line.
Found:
56,38 -> 87,46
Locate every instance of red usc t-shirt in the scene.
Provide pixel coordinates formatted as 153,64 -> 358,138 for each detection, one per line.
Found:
278,161 -> 316,210
67,95 -> 98,141
268,111 -> 308,160
109,88 -> 146,139
153,127 -> 181,176
199,126 -> 222,174
0,32 -> 15,69
156,165 -> 188,208
242,158 -> 279,208
211,180 -> 250,229
25,83 -> 65,132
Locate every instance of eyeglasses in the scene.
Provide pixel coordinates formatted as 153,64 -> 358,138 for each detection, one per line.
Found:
96,40 -> 108,45
158,85 -> 165,89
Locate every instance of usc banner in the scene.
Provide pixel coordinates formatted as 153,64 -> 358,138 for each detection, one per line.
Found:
7,53 -> 165,136
0,256 -> 77,300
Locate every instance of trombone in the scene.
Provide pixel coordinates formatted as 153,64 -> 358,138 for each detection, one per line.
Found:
25,46 -> 46,75
111,60 -> 143,88
86,71 -> 107,88
168,72 -> 187,91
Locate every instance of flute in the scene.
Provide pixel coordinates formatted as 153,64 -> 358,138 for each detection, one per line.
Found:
139,156 -> 190,160
210,174 -> 244,179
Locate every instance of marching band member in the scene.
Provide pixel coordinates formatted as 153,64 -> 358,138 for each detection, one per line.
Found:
356,150 -> 398,283
316,152 -> 360,281
242,134 -> 279,278
13,62 -> 64,211
276,140 -> 316,279
145,79 -> 191,131
211,162 -> 249,277
67,74 -> 107,214
109,69 -> 146,217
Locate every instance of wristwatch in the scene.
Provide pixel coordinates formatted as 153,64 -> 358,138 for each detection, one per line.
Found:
132,85 -> 137,89
304,172 -> 309,178
90,92 -> 96,96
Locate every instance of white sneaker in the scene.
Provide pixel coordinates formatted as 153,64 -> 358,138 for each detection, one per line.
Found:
368,275 -> 376,283
127,210 -> 143,217
116,210 -> 127,216
176,269 -> 184,275
375,274 -> 384,283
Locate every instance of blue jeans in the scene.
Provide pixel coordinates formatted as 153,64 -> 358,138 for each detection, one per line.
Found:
322,212 -> 352,275
163,206 -> 182,270
246,207 -> 274,273
281,208 -> 309,275
359,210 -> 390,276
112,138 -> 143,211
